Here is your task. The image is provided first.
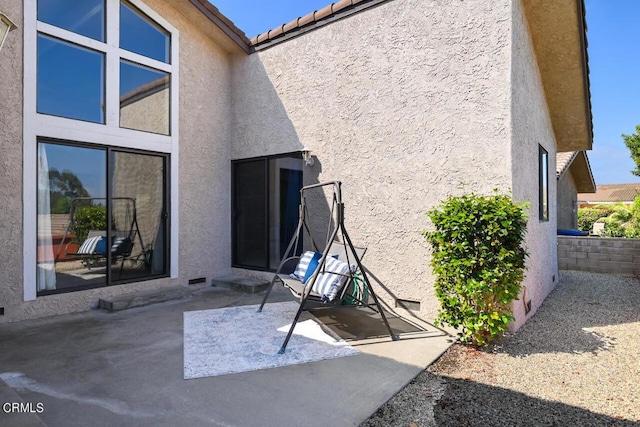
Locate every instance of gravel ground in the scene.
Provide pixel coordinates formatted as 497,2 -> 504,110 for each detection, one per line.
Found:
362,271 -> 640,427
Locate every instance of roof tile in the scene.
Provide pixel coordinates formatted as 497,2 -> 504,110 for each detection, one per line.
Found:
283,18 -> 299,33
333,0 -> 354,13
268,25 -> 286,40
250,0 -> 382,48
316,4 -> 335,21
297,12 -> 315,27
556,151 -> 577,177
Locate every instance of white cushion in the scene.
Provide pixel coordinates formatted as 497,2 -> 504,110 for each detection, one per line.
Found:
311,257 -> 350,301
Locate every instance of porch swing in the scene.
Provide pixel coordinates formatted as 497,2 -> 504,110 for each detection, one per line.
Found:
55,197 -> 145,277
258,181 -> 399,354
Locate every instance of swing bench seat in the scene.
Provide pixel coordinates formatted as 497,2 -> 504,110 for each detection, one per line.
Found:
274,241 -> 367,303
258,180 -> 399,354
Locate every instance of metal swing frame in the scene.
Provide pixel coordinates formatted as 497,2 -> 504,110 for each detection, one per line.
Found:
258,181 -> 399,354
55,197 -> 146,278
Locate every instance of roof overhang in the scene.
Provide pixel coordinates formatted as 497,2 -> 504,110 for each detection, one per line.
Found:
187,0 -> 251,54
523,0 -> 593,152
558,151 -> 596,193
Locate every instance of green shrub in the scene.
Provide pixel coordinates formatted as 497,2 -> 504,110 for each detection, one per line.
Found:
423,192 -> 529,347
577,207 -> 613,232
73,205 -> 108,243
631,195 -> 640,222
594,202 -> 640,238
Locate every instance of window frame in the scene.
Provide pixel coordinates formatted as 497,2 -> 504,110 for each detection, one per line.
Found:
24,0 -> 180,301
35,138 -> 171,296
539,145 -> 549,222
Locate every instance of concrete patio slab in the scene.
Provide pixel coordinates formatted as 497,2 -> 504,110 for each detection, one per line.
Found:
0,286 -> 453,427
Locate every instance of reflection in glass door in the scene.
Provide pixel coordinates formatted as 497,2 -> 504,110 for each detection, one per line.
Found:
110,151 -> 167,281
36,140 -> 168,294
37,142 -> 107,292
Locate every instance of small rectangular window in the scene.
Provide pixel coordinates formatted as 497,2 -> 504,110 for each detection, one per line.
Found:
539,145 -> 549,221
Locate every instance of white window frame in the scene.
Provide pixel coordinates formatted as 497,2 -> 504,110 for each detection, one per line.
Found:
23,0 -> 180,301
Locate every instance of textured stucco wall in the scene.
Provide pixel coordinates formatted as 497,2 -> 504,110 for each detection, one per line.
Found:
232,0 -> 513,319
557,172 -> 578,230
509,0 -> 559,330
0,1 -> 25,322
0,0 -> 234,323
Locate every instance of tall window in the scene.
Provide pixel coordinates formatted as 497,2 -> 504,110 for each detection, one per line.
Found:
539,145 -> 549,221
27,0 -> 178,298
233,155 -> 304,271
36,0 -> 171,134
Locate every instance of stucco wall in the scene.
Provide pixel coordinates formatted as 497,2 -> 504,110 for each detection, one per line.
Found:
558,172 -> 578,229
0,1 -> 25,321
232,0 -> 513,319
509,0 -> 559,330
0,0 -> 234,323
145,0 -> 234,285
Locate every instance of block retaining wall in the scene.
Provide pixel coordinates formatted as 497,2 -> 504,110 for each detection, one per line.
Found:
558,236 -> 640,276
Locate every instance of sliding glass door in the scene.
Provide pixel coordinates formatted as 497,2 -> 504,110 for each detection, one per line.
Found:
36,140 -> 168,294
232,155 -> 303,271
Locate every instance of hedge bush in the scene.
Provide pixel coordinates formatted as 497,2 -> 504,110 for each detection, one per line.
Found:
577,207 -> 613,232
423,192 -> 529,346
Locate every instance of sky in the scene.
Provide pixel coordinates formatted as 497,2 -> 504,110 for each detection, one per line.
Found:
213,0 -> 640,185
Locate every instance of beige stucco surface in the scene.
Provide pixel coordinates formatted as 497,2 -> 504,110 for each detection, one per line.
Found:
0,1 -> 25,321
509,0 -> 559,330
232,0 -> 514,319
120,87 -> 170,135
558,172 -> 578,229
0,0 -> 234,323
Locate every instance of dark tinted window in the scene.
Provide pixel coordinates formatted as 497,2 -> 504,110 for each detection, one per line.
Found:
120,1 -> 170,63
232,156 -> 304,271
233,160 -> 268,269
37,0 -> 105,41
37,35 -> 105,123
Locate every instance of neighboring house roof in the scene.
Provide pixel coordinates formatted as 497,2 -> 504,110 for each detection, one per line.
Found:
556,151 -> 596,193
578,183 -> 640,204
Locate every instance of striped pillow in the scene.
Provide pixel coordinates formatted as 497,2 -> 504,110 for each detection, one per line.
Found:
77,236 -> 103,255
290,251 -> 316,281
311,257 -> 350,302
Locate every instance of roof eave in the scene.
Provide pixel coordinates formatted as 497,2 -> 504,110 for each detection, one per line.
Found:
188,0 -> 252,54
524,0 -> 593,153
570,151 -> 596,193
